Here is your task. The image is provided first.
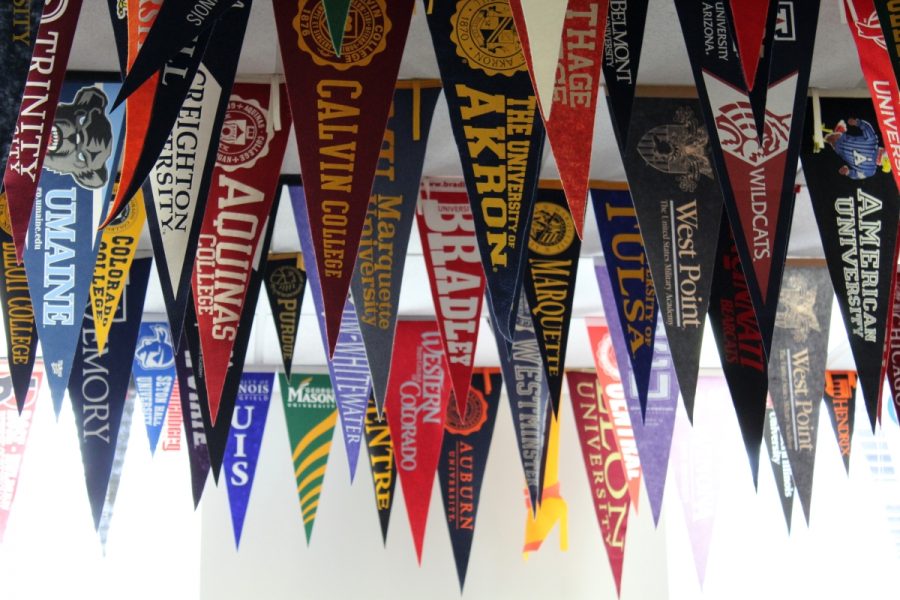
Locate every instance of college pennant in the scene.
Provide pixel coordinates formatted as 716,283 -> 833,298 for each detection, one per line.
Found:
132,321 -> 178,455
674,0 -> 820,355
68,256 -> 151,529
729,1 -> 771,91
800,96 -> 898,432
767,264 -> 833,524
161,378 -> 183,453
386,319 -> 451,563
417,177 -> 486,418
603,0 -> 649,147
279,373 -> 337,544
352,81 -> 442,416
439,368 -> 502,590
823,370 -> 857,474
364,391 -> 396,543
264,253 -> 307,378
273,0 -> 415,356
566,370 -> 630,595
522,410 -> 567,555
224,372 -> 275,548
425,0 -> 546,343
763,397 -> 794,530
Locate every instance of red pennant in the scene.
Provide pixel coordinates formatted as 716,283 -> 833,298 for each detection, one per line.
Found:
192,82 -> 291,425
273,0 -> 414,356
385,320 -> 451,563
730,0 -> 770,90
416,178 -> 485,418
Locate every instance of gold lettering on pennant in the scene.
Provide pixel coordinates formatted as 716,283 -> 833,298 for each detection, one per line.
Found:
294,0 -> 390,70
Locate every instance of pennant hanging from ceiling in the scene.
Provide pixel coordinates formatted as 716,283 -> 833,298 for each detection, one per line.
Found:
274,0 -> 414,356
263,253 -> 307,378
590,186 -> 658,418
68,255 -> 151,529
622,97 -> 724,420
104,0 -> 128,73
439,368 -> 502,590
800,95 -> 898,432
425,0 -> 546,343
729,0 -> 771,92
351,81 -> 442,416
0,361 -> 42,542
763,397 -> 794,531
524,182 -> 580,417
322,0 -> 352,55
566,370 -> 630,595
823,370 -> 856,474
674,0 -> 820,355
417,177 -> 486,418
386,319 -> 451,564
224,372 -> 275,548
97,385 -> 135,549
132,320 -> 177,455
364,391 -> 396,544
767,264 -> 833,525
193,81 -> 291,426
522,411 -> 567,555
603,0 -> 649,148
23,77 -> 125,414
3,0 -> 85,263
279,372 -> 337,544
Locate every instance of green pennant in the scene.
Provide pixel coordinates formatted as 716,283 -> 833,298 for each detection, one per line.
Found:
323,0 -> 352,56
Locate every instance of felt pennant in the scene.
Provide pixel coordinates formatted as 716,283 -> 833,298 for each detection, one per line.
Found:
264,253 -> 307,378
364,391 -> 396,544
823,370 -> 857,474
132,321 -> 178,455
522,410 -> 567,556
763,397 -> 794,531
97,385 -> 135,549
603,0 -> 649,148
104,0 -> 128,74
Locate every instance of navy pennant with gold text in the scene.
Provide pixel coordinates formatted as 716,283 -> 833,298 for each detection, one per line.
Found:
603,0 -> 649,148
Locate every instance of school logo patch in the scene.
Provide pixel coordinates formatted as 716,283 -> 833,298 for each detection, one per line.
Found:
270,264 -> 304,299
446,387 -> 488,435
451,0 -> 526,77
293,0 -> 390,70
217,96 -> 272,171
528,201 -> 574,256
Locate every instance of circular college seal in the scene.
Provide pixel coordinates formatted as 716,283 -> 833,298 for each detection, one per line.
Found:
446,388 -> 488,435
451,0 -> 526,77
217,96 -> 272,172
107,194 -> 140,230
528,201 -> 575,256
269,265 -> 303,299
0,193 -> 12,237
293,0 -> 390,71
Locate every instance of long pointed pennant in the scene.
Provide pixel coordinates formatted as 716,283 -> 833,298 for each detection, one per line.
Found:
603,0 -> 649,148
511,0 -> 608,237
425,0 -> 546,343
0,192 -> 39,412
352,81 -> 442,416
439,368 -> 502,590
104,0 -> 128,74
729,0 -> 770,92
0,361 -> 42,542
364,391 -> 396,544
566,370 -> 630,596
763,396 -> 794,531
767,264 -> 833,525
133,320 -> 177,455
264,253 -> 307,378
590,186 -> 657,418
224,372 -> 275,548
274,0 -> 415,356
280,372 -> 338,544
386,319 -> 451,564
522,410 -> 567,555
524,182 -> 580,416
3,0 -> 85,263
823,370 -> 856,475
24,78 -> 125,414
323,0 -> 352,55
800,96 -> 898,432
623,97 -> 723,420
161,378 -> 183,452
68,255 -> 151,529
417,177 -> 486,418
674,0 -> 820,355
193,81 -> 291,426
97,385 -> 135,549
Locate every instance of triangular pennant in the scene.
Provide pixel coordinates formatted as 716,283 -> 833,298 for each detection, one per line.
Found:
508,1 -> 568,120
425,0 -> 546,343
386,319 -> 451,564
363,391 -> 396,544
264,253 -> 307,378
274,0 -> 414,356
740,3 -> 779,136
279,372 -> 337,544
890,269 -> 900,416
603,0 -> 649,148
566,370 -> 629,595
224,372 -> 275,548
763,397 -> 794,531
417,177 -> 486,418
767,264 -> 833,524
132,320 -> 178,455
97,385 -> 136,550
104,0 -> 128,74
522,410 -> 567,555
622,97 -> 723,420
823,370 -> 857,474
729,0 -> 771,91
323,0 -> 352,55
439,368 -> 502,590
352,81 -> 442,416
161,378 -> 183,453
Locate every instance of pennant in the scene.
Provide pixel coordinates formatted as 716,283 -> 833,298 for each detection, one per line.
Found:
323,0 -> 352,55
729,1 -> 771,91
193,81 -> 291,426
522,411 -> 567,555
161,379 -> 183,452
439,368 -> 502,590
264,253 -> 306,378
68,255 -> 151,529
3,0 -> 85,262
767,264 -> 833,524
385,319 -> 451,563
800,96 -> 898,432
508,1 -> 568,121
417,177 -> 486,417
279,372 -> 337,544
674,0 -> 820,354
603,0 -> 649,148
97,385 -> 136,549
890,270 -> 900,416
763,397 -> 794,531
104,0 -> 128,74
352,81 -> 442,415
823,370 -> 856,475
566,370 -> 629,595
590,186 -> 658,417
364,391 -> 396,543
0,361 -> 42,542
224,372 -> 275,548
132,321 -> 178,455
24,78 -> 124,414
274,0 -> 415,356
623,97 -> 724,420
425,0 -> 546,342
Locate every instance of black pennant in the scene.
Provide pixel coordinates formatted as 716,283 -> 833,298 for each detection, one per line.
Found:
264,253 -> 307,378
104,0 -> 128,76
763,398 -> 794,531
363,391 -> 396,544
603,0 -> 649,149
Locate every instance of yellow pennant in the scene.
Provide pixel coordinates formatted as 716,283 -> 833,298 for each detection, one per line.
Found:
523,410 -> 568,558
